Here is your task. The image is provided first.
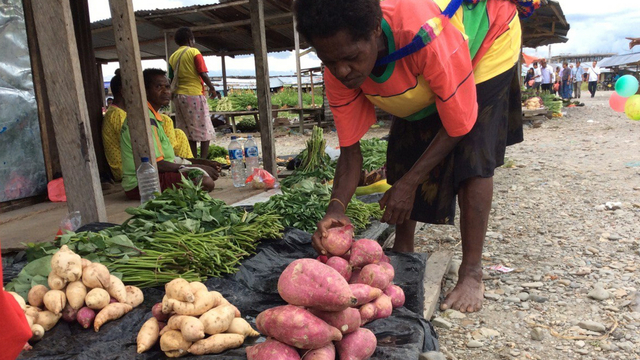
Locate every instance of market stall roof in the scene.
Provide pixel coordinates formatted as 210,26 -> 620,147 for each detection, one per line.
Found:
91,0 -> 304,62
598,52 -> 640,68
521,0 -> 570,48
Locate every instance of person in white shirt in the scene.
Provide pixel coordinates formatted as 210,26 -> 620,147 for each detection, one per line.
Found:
572,61 -> 585,99
539,59 -> 554,92
588,61 -> 601,98
532,62 -> 542,92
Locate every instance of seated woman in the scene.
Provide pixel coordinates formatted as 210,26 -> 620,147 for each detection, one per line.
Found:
120,69 -> 221,200
102,70 -> 193,182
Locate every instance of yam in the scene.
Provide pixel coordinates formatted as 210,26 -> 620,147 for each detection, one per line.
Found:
325,256 -> 352,282
256,305 -> 342,349
349,239 -> 383,268
299,342 -> 335,360
309,307 -> 361,335
359,303 -> 377,326
8,291 -> 26,310
30,323 -> 45,342
165,278 -> 195,303
350,284 -> 383,306
28,285 -> 49,308
94,303 -> 132,331
199,304 -> 235,335
107,275 -> 127,303
372,294 -> 393,320
124,285 -> 144,308
246,338 -> 301,360
47,272 -> 67,290
50,245 -> 83,282
383,284 -> 405,308
188,333 -> 244,355
357,264 -> 391,290
225,317 -> 260,337
85,288 -> 110,310
35,310 -> 62,331
43,290 -> 66,315
137,317 -> 160,354
166,315 -> 205,342
335,327 -> 377,360
77,307 -> 96,329
160,329 -> 192,354
66,281 -> 87,310
321,224 -> 354,256
82,263 -> 110,289
277,259 -> 357,311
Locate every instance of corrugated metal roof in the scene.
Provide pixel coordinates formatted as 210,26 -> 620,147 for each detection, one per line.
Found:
521,0 -> 570,48
599,53 -> 640,68
91,0 -> 304,62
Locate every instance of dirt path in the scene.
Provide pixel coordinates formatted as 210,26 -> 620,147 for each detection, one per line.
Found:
417,91 -> 640,360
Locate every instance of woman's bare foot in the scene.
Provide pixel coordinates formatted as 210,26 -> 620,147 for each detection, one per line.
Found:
440,265 -> 484,313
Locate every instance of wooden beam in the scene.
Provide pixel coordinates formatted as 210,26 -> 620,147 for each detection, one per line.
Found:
221,55 -> 228,95
31,0 -> 107,223
144,0 -> 250,19
422,250 -> 453,320
249,0 -> 276,174
108,0 -> 157,171
164,13 -> 292,33
293,16 -> 304,133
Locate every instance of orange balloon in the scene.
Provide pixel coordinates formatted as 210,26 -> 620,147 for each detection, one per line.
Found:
609,92 -> 628,113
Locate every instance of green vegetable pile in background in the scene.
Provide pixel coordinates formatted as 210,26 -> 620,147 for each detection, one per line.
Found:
254,179 -> 383,233
9,178 -> 282,291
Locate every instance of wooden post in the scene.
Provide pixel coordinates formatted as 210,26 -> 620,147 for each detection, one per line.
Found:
249,0 -> 276,174
309,71 -> 315,107
221,55 -> 228,96
164,32 -> 170,71
108,0 -> 156,170
293,16 -> 304,133
31,0 -> 107,223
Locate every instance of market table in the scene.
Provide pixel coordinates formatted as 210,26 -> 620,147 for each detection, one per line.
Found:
14,228 -> 439,360
211,108 -> 324,133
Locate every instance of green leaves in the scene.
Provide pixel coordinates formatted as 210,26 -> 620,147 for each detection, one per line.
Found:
5,255 -> 52,299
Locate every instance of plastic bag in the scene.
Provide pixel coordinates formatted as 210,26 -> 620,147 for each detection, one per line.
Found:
56,211 -> 81,237
245,168 -> 278,189
47,178 -> 66,202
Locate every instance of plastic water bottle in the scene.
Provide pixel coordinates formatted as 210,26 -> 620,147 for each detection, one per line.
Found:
228,136 -> 245,187
244,135 -> 259,179
136,157 -> 160,204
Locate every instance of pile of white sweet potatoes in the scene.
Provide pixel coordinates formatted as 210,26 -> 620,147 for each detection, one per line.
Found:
137,278 -> 260,357
10,245 -> 144,345
248,225 -> 405,360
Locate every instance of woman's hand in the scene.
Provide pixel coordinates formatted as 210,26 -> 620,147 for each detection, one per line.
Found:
192,165 -> 219,180
379,176 -> 418,225
312,212 -> 352,255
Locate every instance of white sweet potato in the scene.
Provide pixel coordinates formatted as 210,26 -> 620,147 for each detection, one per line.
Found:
124,285 -> 144,308
50,245 -> 83,282
30,324 -> 45,342
225,317 -> 260,337
166,315 -> 205,342
94,303 -> 132,331
43,290 -> 66,315
66,281 -> 87,310
82,263 -> 110,289
165,278 -> 195,303
35,310 -> 62,331
137,317 -> 160,354
8,291 -> 26,310
85,288 -> 111,310
163,284 -> 220,316
47,271 -> 67,290
199,304 -> 236,335
28,285 -> 49,307
107,275 -> 128,303
160,329 -> 192,356
188,333 -> 244,355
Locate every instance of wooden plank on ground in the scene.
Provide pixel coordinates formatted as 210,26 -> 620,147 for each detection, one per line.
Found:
31,0 -> 107,223
249,0 -> 277,175
423,250 -> 453,320
108,0 -> 156,169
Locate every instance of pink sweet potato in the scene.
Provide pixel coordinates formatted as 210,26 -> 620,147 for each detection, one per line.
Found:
321,224 -> 353,256
336,327 -> 377,360
325,256 -> 352,282
379,253 -> 390,263
349,284 -> 383,306
309,307 -> 361,335
77,307 -> 96,329
357,264 -> 391,290
348,268 -> 361,284
372,294 -> 392,320
383,284 -> 405,308
299,342 -> 335,360
246,338 -> 301,360
378,262 -> 395,282
277,259 -> 357,311
316,255 -> 328,264
349,239 -> 383,268
256,305 -> 342,349
359,303 -> 377,326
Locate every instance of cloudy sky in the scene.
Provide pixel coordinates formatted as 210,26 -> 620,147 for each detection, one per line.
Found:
89,0 -> 640,78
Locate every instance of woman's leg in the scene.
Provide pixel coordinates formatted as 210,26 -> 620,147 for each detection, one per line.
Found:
200,141 -> 210,160
392,220 -> 416,253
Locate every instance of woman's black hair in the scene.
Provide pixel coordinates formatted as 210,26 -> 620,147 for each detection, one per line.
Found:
293,0 -> 382,43
110,73 -> 122,96
174,27 -> 194,46
142,68 -> 167,89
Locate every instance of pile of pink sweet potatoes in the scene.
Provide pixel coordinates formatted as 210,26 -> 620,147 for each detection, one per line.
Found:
247,225 -> 405,360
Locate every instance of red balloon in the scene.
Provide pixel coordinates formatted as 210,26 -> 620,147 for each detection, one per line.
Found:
609,92 -> 628,113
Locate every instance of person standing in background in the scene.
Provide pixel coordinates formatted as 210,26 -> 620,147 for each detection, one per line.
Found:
561,62 -> 572,100
588,61 -> 601,98
532,62 -> 542,92
573,61 -> 584,99
540,59 -> 553,92
169,27 -> 216,159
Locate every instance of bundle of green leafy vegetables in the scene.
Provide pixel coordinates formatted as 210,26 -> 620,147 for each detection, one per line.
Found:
359,138 -> 388,171
253,179 -> 383,233
8,179 -> 282,293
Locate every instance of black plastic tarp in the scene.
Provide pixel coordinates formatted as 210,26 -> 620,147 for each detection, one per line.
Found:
15,228 -> 437,359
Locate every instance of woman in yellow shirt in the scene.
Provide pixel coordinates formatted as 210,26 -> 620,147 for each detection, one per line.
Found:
102,72 -> 192,181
